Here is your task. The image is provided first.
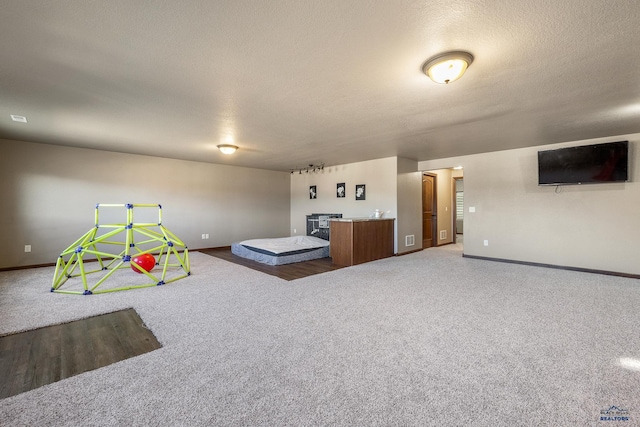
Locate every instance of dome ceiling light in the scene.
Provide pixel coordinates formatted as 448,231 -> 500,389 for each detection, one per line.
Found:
217,144 -> 238,154
422,51 -> 474,84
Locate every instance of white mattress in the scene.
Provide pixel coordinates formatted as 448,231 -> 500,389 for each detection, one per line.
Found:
236,235 -> 329,254
231,235 -> 330,265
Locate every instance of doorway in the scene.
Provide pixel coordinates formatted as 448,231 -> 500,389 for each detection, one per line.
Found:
422,173 -> 437,248
454,177 -> 464,245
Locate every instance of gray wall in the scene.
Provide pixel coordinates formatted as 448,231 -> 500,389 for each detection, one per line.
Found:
0,139 -> 290,269
419,133 -> 640,276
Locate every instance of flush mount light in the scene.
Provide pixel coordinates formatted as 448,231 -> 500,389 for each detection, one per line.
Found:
217,144 -> 238,155
422,51 -> 474,84
10,114 -> 28,123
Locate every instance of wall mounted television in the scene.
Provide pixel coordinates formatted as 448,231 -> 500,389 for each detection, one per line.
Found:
538,140 -> 629,186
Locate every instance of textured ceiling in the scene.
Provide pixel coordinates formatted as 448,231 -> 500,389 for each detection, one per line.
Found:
1,1 -> 639,171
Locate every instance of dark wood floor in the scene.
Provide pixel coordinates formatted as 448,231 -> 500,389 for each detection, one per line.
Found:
0,308 -> 161,400
199,247 -> 345,281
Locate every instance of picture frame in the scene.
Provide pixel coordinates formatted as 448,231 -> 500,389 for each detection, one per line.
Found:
336,183 -> 346,198
309,185 -> 317,199
355,184 -> 366,200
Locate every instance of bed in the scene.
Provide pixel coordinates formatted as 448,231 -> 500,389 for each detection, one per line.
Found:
231,235 -> 330,265
231,213 -> 342,265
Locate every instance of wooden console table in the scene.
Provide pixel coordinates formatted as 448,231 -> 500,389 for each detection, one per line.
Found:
329,218 -> 395,266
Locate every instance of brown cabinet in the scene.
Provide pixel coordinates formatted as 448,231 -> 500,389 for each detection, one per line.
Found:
329,218 -> 395,266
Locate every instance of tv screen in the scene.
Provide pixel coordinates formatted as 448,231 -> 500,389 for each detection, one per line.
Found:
538,141 -> 629,185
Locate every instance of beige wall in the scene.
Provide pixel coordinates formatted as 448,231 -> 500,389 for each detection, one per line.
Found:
0,139 -> 290,269
396,158 -> 422,253
290,156 -> 422,254
419,133 -> 640,276
290,157 -> 397,250
11,131 -> 635,275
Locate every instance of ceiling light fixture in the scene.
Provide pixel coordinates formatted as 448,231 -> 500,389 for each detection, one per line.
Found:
10,114 -> 27,123
290,163 -> 325,175
217,144 -> 238,155
422,51 -> 474,84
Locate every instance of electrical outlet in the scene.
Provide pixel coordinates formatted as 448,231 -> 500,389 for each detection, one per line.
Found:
293,228 -> 297,234
201,234 -> 206,239
205,234 -> 209,239
484,240 -> 489,246
24,245 -> 31,253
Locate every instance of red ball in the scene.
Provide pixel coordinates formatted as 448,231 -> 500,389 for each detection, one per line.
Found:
131,253 -> 155,273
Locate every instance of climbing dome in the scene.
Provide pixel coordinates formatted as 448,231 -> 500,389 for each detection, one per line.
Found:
51,204 -> 190,295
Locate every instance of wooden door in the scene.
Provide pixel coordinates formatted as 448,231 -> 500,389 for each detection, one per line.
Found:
422,174 -> 437,248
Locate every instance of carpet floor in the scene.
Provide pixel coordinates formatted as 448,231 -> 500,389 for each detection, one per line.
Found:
1,245 -> 638,426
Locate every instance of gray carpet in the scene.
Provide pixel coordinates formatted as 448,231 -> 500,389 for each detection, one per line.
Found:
1,245 -> 639,426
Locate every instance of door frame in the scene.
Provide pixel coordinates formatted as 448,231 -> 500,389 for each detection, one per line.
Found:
453,177 -> 463,244
422,172 -> 437,249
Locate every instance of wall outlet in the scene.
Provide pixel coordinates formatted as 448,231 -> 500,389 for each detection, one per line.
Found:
469,207 -> 476,213
293,228 -> 297,234
405,235 -> 415,246
201,234 -> 209,239
483,240 -> 489,246
24,245 -> 31,253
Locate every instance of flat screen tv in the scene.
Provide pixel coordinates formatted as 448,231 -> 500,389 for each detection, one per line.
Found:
538,141 -> 629,186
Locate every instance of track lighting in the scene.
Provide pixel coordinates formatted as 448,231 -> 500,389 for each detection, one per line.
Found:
290,163 -> 325,175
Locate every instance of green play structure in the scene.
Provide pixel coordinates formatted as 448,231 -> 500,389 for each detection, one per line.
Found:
51,203 -> 190,295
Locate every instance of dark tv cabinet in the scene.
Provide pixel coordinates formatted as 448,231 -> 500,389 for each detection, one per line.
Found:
329,218 -> 395,266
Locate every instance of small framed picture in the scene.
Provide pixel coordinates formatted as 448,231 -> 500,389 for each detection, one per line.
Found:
336,183 -> 346,198
309,185 -> 317,199
355,184 -> 366,200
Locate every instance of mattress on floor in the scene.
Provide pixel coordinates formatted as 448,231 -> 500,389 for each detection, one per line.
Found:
231,235 -> 330,265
